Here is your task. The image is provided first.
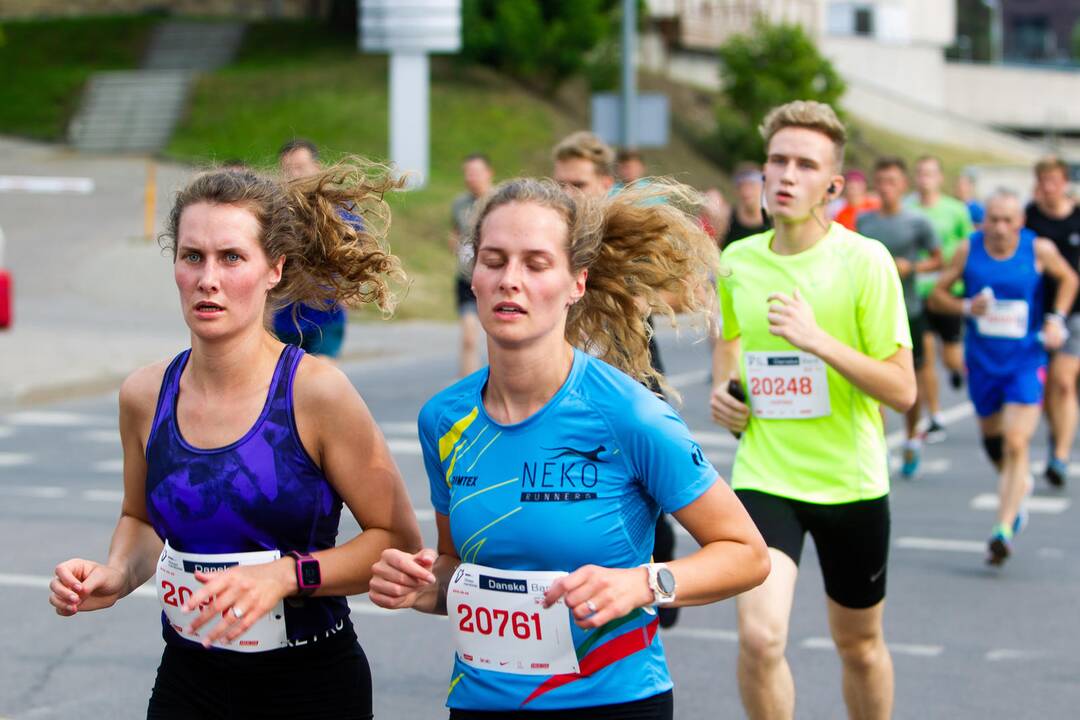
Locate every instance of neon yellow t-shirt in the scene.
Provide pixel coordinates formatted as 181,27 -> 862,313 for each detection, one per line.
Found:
718,223 -> 911,504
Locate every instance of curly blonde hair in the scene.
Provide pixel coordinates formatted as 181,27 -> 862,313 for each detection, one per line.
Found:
465,177 -> 719,398
161,158 -> 407,330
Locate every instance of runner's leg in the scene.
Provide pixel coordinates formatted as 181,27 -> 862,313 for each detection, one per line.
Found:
998,403 -> 1041,529
919,330 -> 941,420
1047,353 -> 1079,465
827,600 -> 894,720
459,310 -> 481,377
736,550 -> 798,720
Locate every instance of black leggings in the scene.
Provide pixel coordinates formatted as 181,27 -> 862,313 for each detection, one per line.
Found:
449,690 -> 673,720
146,626 -> 372,719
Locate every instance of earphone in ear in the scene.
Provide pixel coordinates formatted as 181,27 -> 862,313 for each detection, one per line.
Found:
827,182 -> 837,196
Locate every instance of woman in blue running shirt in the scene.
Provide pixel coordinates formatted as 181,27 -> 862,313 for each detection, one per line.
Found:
48,164 -> 422,719
370,178 -> 770,719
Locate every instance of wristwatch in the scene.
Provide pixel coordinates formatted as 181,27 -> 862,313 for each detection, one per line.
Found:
287,551 -> 321,597
644,563 -> 676,605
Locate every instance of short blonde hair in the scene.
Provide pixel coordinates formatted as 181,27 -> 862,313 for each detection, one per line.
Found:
760,100 -> 846,168
552,131 -> 615,178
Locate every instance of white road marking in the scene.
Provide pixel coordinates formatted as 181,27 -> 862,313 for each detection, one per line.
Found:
0,175 -> 94,194
0,426 -> 14,439
801,636 -> 943,657
385,438 -> 422,455
895,537 -> 986,553
0,452 -> 32,466
378,421 -> 417,436
986,649 -> 1046,662
1038,547 -> 1065,559
82,489 -> 123,502
707,451 -> 732,465
7,411 -> 111,427
76,429 -> 121,444
692,431 -> 737,449
921,458 -> 951,474
92,459 -> 124,473
886,402 -> 973,450
662,626 -> 738,642
970,494 -> 1070,514
668,369 -> 709,388
0,486 -> 67,499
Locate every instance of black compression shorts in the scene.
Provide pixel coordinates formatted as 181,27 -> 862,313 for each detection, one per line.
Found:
736,490 -> 890,609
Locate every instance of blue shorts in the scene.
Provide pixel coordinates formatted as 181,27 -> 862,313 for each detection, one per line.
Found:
968,364 -> 1045,418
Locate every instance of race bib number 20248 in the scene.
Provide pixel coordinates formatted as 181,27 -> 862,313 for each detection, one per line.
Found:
745,351 -> 831,419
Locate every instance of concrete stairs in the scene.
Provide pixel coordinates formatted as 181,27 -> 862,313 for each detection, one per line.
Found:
69,21 -> 245,154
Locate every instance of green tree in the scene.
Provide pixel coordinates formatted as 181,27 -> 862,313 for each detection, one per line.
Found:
710,21 -> 845,169
462,0 -> 620,88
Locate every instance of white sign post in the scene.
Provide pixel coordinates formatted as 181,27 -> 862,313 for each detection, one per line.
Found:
360,0 -> 461,189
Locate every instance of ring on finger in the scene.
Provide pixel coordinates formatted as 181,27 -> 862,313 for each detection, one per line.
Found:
232,606 -> 245,620
586,600 -> 598,614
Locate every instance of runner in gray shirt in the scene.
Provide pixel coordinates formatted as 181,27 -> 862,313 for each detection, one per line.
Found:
858,157 -> 942,478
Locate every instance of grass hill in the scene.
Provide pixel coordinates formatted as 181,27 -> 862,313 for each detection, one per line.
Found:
1,17 -> 1007,320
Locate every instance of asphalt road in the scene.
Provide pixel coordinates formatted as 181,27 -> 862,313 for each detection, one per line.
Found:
1,327 -> 1078,719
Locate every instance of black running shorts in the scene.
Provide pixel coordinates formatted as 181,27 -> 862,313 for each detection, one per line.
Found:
146,625 -> 373,719
926,308 -> 963,345
736,490 -> 890,609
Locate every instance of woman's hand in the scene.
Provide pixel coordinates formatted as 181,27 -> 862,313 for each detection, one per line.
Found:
49,559 -> 128,616
369,548 -> 439,612
543,565 -> 653,630
183,558 -> 297,648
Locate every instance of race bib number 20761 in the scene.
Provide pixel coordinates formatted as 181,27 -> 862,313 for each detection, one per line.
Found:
448,563 -> 578,676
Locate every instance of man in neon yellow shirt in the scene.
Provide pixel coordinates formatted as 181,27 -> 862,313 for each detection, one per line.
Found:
711,101 -> 915,720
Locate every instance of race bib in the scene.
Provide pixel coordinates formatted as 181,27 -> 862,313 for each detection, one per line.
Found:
448,563 -> 579,676
156,541 -> 288,653
745,351 -> 830,419
975,300 -> 1028,339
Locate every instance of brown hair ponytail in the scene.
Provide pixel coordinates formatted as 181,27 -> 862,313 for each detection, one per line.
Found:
162,157 -> 407,321
467,177 -> 720,398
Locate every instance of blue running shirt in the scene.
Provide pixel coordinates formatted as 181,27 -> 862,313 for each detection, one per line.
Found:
419,349 -> 719,711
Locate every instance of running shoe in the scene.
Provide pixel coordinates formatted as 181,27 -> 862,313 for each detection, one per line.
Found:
923,418 -> 947,444
900,444 -> 920,479
949,370 -> 964,390
1045,457 -> 1067,489
986,525 -> 1013,566
1012,506 -> 1029,536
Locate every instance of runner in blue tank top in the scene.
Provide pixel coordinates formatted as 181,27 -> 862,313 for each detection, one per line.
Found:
369,177 -> 770,719
48,164 -> 421,718
930,190 -> 1077,565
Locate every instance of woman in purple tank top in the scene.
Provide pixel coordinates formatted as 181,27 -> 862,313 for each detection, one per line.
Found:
48,163 -> 422,718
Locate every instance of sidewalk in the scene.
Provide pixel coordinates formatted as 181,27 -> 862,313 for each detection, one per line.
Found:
0,135 -> 456,408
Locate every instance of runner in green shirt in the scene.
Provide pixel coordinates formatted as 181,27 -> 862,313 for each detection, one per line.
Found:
909,155 -> 975,442
711,100 -> 915,720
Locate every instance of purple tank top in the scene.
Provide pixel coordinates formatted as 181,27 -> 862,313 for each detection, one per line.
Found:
146,344 -> 351,646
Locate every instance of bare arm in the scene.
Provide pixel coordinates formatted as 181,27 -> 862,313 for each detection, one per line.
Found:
369,513 -> 461,616
542,480 -> 769,628
768,288 -> 916,412
913,247 -> 943,275
1036,238 -> 1079,315
49,364 -> 165,615
927,241 -> 970,317
291,358 -> 424,597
